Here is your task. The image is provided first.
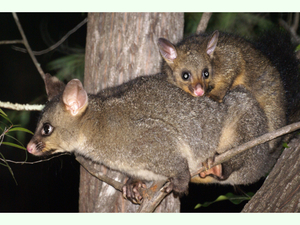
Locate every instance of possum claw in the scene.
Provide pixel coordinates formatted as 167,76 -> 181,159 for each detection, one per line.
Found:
122,178 -> 146,204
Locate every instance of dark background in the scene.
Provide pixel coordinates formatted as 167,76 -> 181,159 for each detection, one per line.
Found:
0,12 -> 295,212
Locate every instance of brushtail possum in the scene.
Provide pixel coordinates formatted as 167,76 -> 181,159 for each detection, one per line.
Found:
27,73 -> 275,196
158,31 -> 287,149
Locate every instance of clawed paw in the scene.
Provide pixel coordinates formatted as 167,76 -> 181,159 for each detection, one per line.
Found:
122,178 -> 147,204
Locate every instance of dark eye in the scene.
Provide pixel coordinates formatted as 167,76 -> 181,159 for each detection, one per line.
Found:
41,123 -> 53,136
182,71 -> 191,80
202,69 -> 209,79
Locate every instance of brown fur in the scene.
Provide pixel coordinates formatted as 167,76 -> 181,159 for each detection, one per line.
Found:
158,31 -> 287,150
28,74 -> 276,194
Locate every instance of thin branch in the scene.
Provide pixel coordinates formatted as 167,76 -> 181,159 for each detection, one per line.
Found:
0,101 -> 44,111
0,153 -> 71,165
76,152 -> 170,212
12,17 -> 88,56
0,40 -> 23,45
12,12 -> 46,81
196,12 -> 212,34
76,155 -> 124,192
279,18 -> 300,44
291,13 -> 299,33
137,180 -> 170,212
191,121 -> 300,177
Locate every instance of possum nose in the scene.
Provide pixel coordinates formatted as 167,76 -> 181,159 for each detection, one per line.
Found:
27,142 -> 35,154
194,84 -> 204,96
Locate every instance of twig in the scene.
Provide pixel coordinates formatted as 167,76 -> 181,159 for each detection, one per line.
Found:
12,13 -> 46,81
292,13 -> 299,34
0,153 -> 71,165
76,155 -> 124,192
191,121 -> 300,177
0,40 -> 23,45
12,17 -> 87,55
76,152 -> 170,212
196,12 -> 212,34
0,125 -> 13,140
137,180 -> 170,212
279,18 -> 300,44
0,101 -> 44,111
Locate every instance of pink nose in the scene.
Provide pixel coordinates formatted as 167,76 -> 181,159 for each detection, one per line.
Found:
26,142 -> 35,154
193,84 -> 204,97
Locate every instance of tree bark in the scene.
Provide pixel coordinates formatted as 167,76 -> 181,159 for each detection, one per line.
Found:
242,136 -> 300,212
80,12 -> 184,212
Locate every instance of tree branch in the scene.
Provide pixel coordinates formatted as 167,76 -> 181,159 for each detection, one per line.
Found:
196,12 -> 212,34
12,17 -> 87,55
279,17 -> 300,44
191,121 -> 300,177
292,13 -> 299,34
12,13 -> 46,81
0,40 -> 23,45
76,155 -> 124,192
0,101 -> 44,111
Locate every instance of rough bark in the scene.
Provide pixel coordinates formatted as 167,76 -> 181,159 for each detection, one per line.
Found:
79,12 -> 184,213
242,136 -> 300,212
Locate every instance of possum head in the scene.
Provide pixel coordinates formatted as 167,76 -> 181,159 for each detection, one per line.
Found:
158,30 -> 219,97
27,74 -> 88,156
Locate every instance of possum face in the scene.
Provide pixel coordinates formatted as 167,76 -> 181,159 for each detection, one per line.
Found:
158,31 -> 219,97
27,74 -> 88,156
27,100 -> 78,156
166,50 -> 213,97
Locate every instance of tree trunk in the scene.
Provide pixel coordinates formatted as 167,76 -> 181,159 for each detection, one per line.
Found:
80,12 -> 184,212
242,135 -> 300,212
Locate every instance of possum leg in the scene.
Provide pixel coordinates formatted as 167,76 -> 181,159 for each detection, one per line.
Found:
163,163 -> 191,196
122,178 -> 147,204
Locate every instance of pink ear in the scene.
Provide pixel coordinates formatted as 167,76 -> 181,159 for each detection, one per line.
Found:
157,38 -> 177,63
62,79 -> 88,116
206,30 -> 219,57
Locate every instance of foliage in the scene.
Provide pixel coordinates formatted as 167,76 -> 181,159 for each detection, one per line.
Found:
184,13 -> 275,38
194,192 -> 254,209
47,53 -> 85,82
0,108 -> 33,184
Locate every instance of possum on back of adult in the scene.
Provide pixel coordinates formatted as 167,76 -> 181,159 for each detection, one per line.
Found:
158,30 -> 288,150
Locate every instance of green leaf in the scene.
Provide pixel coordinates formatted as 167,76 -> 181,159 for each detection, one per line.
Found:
0,108 -> 7,117
8,126 -> 34,135
0,113 -> 12,125
282,142 -> 290,148
295,44 -> 300,52
2,142 -> 27,150
225,192 -> 253,205
194,192 -> 253,209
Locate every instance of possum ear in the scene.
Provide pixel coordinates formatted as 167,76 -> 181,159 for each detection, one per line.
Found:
206,30 -> 219,57
158,38 -> 178,64
62,79 -> 88,116
44,73 -> 65,101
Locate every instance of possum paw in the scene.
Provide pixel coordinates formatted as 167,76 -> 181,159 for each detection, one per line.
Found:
122,178 -> 147,204
199,156 -> 223,179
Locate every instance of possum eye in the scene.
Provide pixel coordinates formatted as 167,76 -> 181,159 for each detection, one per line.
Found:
202,69 -> 209,79
41,123 -> 54,136
182,71 -> 191,81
